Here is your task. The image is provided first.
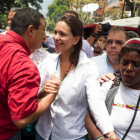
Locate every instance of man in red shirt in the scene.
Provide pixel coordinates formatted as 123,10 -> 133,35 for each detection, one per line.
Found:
0,8 -> 60,140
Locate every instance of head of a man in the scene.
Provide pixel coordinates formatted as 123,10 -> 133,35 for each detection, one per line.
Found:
106,26 -> 127,64
11,8 -> 46,52
8,7 -> 21,28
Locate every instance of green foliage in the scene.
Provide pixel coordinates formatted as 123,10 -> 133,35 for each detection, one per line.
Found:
0,0 -> 43,29
46,0 -> 69,32
105,8 -> 129,20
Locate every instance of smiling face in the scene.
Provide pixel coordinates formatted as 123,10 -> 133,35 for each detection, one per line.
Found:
106,30 -> 126,63
120,50 -> 140,90
53,21 -> 79,55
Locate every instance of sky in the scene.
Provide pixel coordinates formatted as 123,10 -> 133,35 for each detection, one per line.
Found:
39,0 -> 54,17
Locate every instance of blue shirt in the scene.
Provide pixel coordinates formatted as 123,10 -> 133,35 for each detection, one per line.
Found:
91,54 -> 114,76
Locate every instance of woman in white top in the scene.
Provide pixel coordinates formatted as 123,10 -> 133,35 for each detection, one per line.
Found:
35,15 -> 115,140
86,38 -> 140,140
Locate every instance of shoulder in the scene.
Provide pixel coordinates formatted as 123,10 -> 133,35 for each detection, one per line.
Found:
78,51 -> 99,75
91,54 -> 107,62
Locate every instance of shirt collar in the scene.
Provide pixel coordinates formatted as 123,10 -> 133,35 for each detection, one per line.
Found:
6,30 -> 31,55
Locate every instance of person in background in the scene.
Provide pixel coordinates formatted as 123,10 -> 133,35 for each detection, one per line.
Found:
97,30 -> 139,84
126,31 -> 139,39
1,7 -> 21,35
87,23 -> 103,46
92,34 -> 107,57
35,15 -> 116,140
86,38 -> 140,140
87,22 -> 111,47
45,10 -> 93,58
0,8 -> 60,140
92,26 -> 127,78
8,7 -> 21,29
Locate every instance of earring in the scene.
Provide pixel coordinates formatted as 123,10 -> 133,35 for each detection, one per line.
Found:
74,43 -> 76,45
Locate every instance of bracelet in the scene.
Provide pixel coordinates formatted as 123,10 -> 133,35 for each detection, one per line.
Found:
95,136 -> 104,140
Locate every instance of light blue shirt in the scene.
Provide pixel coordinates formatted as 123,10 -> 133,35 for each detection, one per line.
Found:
91,54 -> 114,76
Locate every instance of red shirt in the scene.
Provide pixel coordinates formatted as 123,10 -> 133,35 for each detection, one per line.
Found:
0,31 -> 40,139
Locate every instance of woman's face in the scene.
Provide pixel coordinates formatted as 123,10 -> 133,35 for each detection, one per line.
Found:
120,50 -> 140,90
53,21 -> 79,54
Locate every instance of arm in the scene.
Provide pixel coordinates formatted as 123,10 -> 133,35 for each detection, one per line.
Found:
87,23 -> 103,46
86,63 -> 115,136
85,110 -> 119,140
13,75 -> 61,128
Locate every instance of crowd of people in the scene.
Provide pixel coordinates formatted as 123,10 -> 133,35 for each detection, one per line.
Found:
0,7 -> 140,140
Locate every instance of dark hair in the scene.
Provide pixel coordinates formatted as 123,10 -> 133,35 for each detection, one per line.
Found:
63,10 -> 79,19
10,7 -> 22,12
93,34 -> 107,46
119,39 -> 140,60
126,31 -> 139,40
11,8 -> 44,36
58,15 -> 83,67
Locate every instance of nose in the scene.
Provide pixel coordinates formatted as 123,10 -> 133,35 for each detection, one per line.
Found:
125,63 -> 133,72
54,33 -> 60,40
111,41 -> 116,49
8,19 -> 12,27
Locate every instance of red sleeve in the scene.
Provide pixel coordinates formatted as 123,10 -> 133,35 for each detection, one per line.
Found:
7,52 -> 40,121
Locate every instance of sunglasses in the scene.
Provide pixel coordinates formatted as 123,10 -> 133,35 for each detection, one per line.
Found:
107,39 -> 123,46
120,59 -> 140,68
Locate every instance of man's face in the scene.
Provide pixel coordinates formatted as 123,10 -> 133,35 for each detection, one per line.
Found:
31,18 -> 46,51
106,31 -> 126,63
8,11 -> 16,28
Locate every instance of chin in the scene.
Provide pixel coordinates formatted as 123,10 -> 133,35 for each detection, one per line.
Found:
55,48 -> 61,53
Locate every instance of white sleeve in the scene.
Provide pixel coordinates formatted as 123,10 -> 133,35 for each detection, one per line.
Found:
86,61 -> 114,134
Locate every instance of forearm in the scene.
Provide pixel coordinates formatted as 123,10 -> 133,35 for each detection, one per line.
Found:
13,93 -> 55,128
86,111 -> 117,139
85,111 -> 103,139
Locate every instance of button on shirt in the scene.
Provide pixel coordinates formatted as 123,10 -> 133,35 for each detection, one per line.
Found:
34,51 -> 114,140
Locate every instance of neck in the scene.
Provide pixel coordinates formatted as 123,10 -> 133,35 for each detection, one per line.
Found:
109,58 -> 120,72
93,50 -> 103,56
60,53 -> 70,64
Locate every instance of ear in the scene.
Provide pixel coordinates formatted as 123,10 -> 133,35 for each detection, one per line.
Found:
26,25 -> 35,37
74,36 -> 80,45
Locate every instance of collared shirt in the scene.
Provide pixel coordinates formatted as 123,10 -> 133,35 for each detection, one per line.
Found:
91,54 -> 114,76
0,30 -> 40,139
34,51 -> 114,140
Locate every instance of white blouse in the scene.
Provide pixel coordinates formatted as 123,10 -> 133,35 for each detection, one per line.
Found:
31,50 -> 114,140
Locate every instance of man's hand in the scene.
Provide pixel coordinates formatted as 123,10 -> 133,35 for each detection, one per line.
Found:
98,73 -> 116,84
39,74 -> 61,99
